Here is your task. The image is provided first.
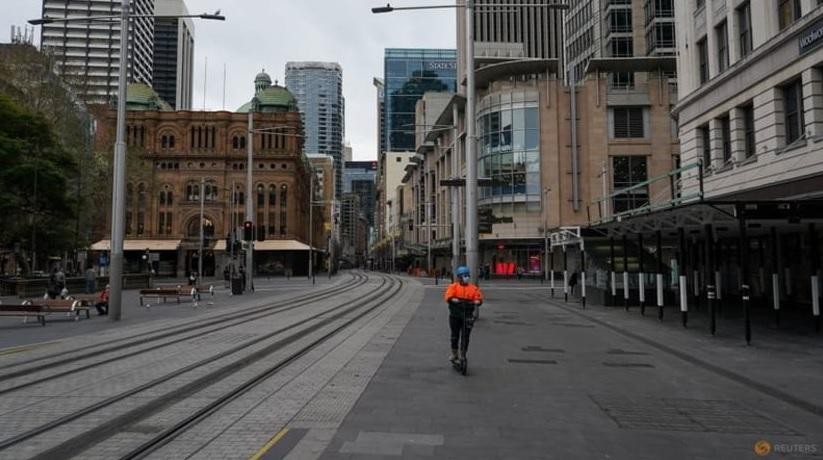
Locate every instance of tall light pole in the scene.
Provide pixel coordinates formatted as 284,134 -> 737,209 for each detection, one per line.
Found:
543,186 -> 551,281
246,100 -> 255,292
30,4 -> 225,321
199,177 -> 205,284
373,1 -> 568,284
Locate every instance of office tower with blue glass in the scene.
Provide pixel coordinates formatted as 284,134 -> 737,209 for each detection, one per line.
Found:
285,61 -> 345,197
383,49 -> 457,152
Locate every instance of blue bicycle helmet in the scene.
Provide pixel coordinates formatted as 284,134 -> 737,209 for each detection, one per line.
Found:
455,266 -> 470,277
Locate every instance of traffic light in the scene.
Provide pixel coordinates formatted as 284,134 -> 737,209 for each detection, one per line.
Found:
243,221 -> 253,241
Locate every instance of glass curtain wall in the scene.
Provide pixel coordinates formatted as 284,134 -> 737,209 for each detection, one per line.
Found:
477,91 -> 541,214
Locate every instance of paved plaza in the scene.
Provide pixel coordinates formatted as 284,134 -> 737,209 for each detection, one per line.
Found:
0,273 -> 820,459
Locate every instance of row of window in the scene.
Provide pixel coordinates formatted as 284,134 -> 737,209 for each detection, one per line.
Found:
696,78 -> 805,171
127,126 -> 289,152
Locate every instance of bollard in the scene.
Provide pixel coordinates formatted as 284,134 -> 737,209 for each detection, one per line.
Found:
581,272 -> 587,308
772,273 -> 780,326
679,275 -> 688,327
742,284 -> 751,344
707,283 -> 716,336
639,273 -> 645,316
656,273 -> 664,321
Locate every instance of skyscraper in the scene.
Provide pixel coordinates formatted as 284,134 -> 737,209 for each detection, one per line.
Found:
153,0 -> 194,110
285,62 -> 345,197
40,0 -> 156,104
565,0 -> 676,82
383,48 -> 457,153
456,0 -> 565,82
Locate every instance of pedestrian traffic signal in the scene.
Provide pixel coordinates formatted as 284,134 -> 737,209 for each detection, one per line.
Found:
243,221 -> 253,241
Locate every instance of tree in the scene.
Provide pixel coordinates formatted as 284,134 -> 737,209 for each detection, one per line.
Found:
0,92 -> 79,272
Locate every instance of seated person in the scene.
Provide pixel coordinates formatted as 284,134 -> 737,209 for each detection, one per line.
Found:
94,285 -> 110,316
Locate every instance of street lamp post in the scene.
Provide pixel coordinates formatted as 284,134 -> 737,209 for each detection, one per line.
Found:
199,177 -> 205,285
373,1 -> 568,284
29,3 -> 225,321
543,187 -> 551,282
246,101 -> 256,293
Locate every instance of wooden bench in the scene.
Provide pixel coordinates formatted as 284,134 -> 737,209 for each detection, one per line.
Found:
40,299 -> 91,320
139,288 -> 185,307
69,293 -> 107,315
0,302 -> 47,326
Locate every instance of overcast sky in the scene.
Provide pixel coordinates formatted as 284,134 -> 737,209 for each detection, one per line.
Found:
1,0 -> 457,161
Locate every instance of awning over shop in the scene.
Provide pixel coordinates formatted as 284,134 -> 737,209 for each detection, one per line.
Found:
214,240 -> 313,251
90,239 -> 182,251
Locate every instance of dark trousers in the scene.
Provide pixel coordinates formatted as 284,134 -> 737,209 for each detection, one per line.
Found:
94,302 -> 108,315
449,313 -> 475,352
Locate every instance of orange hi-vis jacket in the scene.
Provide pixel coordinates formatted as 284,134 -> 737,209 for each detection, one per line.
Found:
444,282 -> 484,303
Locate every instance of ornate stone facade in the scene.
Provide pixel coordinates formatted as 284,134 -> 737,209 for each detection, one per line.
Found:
92,81 -> 316,276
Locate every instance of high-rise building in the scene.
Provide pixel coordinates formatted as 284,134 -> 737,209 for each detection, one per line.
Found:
373,77 -> 386,158
456,0 -> 565,82
384,48 -> 457,153
285,61 -> 345,197
153,0 -> 194,110
565,0 -> 676,82
40,0 -> 156,104
343,161 -> 377,230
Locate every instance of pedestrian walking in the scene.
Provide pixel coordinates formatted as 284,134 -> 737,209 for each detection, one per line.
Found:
569,272 -> 579,296
84,266 -> 97,294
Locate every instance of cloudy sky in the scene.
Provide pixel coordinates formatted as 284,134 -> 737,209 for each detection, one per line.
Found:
2,0 -> 457,160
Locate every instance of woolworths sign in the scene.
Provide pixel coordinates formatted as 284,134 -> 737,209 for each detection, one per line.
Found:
800,19 -> 823,55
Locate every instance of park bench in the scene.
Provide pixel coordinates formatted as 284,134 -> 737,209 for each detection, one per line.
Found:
139,287 -> 185,307
38,299 -> 91,320
0,302 -> 47,326
69,293 -> 106,315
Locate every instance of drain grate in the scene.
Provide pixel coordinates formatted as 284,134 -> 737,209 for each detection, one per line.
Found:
521,346 -> 565,353
607,349 -> 650,356
508,359 -> 557,364
590,396 -> 802,435
602,362 -> 655,368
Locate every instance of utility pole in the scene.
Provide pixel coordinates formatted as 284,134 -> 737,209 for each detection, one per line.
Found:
245,100 -> 255,292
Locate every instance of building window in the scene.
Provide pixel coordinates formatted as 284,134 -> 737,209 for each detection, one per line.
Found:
697,38 -> 709,83
778,0 -> 802,31
741,103 -> 755,158
698,125 -> 711,167
611,37 -> 634,57
257,184 -> 265,207
610,72 -> 635,89
613,107 -> 645,138
609,9 -> 632,33
737,2 -> 752,58
280,185 -> 288,236
695,0 -> 705,10
719,115 -> 732,163
612,156 -> 649,213
783,79 -> 805,145
716,21 -> 729,73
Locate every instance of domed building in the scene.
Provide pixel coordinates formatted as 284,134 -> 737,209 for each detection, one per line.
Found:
90,71 -> 327,279
237,69 -> 299,113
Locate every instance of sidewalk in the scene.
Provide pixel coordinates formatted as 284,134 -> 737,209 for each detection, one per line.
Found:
315,279 -> 823,459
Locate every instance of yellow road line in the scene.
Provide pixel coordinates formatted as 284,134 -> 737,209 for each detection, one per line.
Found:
0,340 -> 61,356
249,427 -> 289,460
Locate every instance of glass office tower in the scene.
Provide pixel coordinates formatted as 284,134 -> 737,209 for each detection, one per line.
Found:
383,49 -> 457,152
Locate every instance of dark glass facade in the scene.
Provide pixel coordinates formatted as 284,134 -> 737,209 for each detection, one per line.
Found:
384,48 -> 457,152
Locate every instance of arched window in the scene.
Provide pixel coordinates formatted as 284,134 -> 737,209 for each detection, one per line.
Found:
126,183 -> 134,235
232,136 -> 239,149
137,183 -> 147,208
240,136 -> 246,148
167,191 -> 173,205
268,184 -> 277,235
279,184 -> 288,236
257,184 -> 265,207
162,135 -> 168,149
169,135 -> 175,148
187,217 -> 214,238
159,191 -> 166,205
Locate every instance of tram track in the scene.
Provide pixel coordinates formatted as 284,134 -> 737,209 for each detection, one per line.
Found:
0,273 -> 366,393
0,273 -> 399,458
119,275 -> 405,460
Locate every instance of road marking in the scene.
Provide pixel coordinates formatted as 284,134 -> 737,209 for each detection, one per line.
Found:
249,427 -> 289,460
0,340 -> 61,356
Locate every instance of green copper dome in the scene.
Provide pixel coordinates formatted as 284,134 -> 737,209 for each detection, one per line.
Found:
237,70 -> 298,113
125,83 -> 172,111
